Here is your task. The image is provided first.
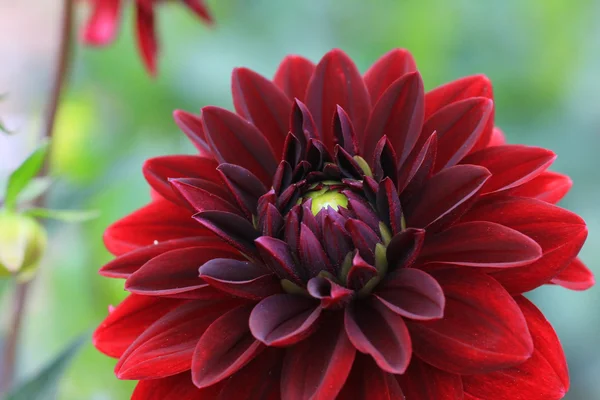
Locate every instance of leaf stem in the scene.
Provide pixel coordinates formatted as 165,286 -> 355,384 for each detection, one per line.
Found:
0,0 -> 75,393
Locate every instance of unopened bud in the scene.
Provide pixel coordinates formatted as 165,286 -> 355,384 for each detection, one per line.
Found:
0,211 -> 47,279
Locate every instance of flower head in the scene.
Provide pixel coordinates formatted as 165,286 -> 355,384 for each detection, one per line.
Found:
95,49 -> 594,399
82,0 -> 212,75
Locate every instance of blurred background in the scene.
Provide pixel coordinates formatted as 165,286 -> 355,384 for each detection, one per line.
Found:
0,0 -> 599,398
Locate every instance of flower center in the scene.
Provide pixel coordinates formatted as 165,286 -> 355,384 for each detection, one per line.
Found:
302,181 -> 349,215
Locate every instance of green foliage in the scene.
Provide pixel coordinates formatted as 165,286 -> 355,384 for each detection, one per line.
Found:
23,208 -> 100,223
3,142 -> 50,211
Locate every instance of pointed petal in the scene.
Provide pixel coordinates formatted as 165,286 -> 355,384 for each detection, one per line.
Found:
194,211 -> 260,256
338,354 -> 406,400
461,145 -> 556,194
305,49 -> 371,150
93,295 -> 182,358
408,269 -> 533,374
82,0 -> 122,45
173,110 -> 212,156
307,276 -> 354,309
397,357 -> 464,400
135,4 -> 158,75
364,48 -> 417,103
249,294 -> 321,347
290,99 -> 317,150
363,72 -> 425,165
282,314 -> 355,400
273,55 -> 315,101
232,68 -> 292,156
255,236 -> 303,283
345,299 -> 412,374
299,223 -> 332,276
422,97 -> 493,172
372,136 -> 398,182
397,132 -> 437,196
170,178 -> 240,214
345,219 -> 380,264
386,228 -> 425,270
376,177 -> 403,235
551,258 -> 595,291
201,106 -> 278,185
420,221 -> 542,267
115,299 -> 237,379
132,372 -> 219,400
199,258 -> 280,300
346,252 -> 378,291
405,164 -> 491,230
506,171 -> 572,204
375,268 -> 444,321
333,106 -> 359,155
217,163 -> 268,217
182,0 -> 213,23
487,127 -> 506,147
322,214 -> 353,267
192,304 -> 264,388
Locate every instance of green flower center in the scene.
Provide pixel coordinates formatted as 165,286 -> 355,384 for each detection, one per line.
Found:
302,182 -> 349,215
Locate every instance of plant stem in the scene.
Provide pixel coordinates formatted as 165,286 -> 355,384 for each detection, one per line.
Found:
0,0 -> 75,393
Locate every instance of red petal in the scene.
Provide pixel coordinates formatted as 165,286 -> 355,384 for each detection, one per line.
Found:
115,299 -> 237,379
132,372 -> 220,400
217,163 -> 268,218
170,178 -> 240,214
551,258 -> 595,291
506,171 -> 572,204
172,110 -> 213,156
135,4 -> 158,75
125,246 -> 240,297
181,0 -> 213,24
345,299 -> 412,374
363,48 -> 417,103
408,269 -> 533,375
93,295 -> 182,358
386,228 -> 425,270
338,354 -> 406,400
422,97 -> 493,172
232,68 -> 292,156
420,221 -> 542,268
273,55 -> 315,102
462,296 -> 569,400
375,268 -> 445,321
461,145 -> 556,194
397,357 -> 464,400
281,314 -> 355,400
201,106 -> 278,185
487,127 -> 506,147
82,0 -> 121,45
461,196 -> 587,292
405,164 -> 491,230
104,199 -> 208,256
249,294 -> 321,347
305,49 -> 371,151
199,258 -> 280,300
192,304 -> 264,388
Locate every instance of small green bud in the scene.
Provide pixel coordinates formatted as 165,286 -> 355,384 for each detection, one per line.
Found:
0,211 -> 47,279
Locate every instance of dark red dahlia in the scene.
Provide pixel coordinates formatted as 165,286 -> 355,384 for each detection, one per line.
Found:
82,0 -> 212,75
94,49 -> 594,399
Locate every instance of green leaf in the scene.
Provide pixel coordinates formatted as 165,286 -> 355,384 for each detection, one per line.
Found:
5,333 -> 88,400
4,142 -> 50,211
16,178 -> 53,204
23,208 -> 100,223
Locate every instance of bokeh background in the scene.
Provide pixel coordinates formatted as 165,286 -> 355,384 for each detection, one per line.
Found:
1,0 -> 599,398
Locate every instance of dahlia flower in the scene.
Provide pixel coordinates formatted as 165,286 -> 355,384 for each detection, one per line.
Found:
94,49 -> 594,399
81,0 -> 212,75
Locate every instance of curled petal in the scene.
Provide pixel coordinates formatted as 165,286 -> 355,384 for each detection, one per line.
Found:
551,258 -> 595,291
307,276 -> 354,309
255,236 -> 303,283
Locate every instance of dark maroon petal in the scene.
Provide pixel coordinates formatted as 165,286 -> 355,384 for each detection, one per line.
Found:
217,163 -> 268,218
125,246 -> 241,297
551,258 -> 595,291
375,268 -> 444,321
461,196 -> 587,292
386,228 -> 425,270
345,219 -> 380,264
338,354 -> 406,400
143,155 -> 223,205
194,211 -> 260,256
307,276 -> 353,309
232,67 -> 292,156
299,223 -> 333,276
284,206 -> 301,254
322,214 -> 353,267
346,252 -> 378,291
506,170 -> 572,205
335,146 -> 363,180
405,164 -> 491,231
376,177 -> 403,235
461,145 -> 556,194
421,97 -> 493,172
363,48 -> 417,103
397,132 -> 437,196
305,49 -> 371,150
345,299 -> 412,374
170,178 -> 241,214
333,106 -> 359,156
115,299 -> 238,379
372,136 -> 398,182
104,199 -> 209,256
173,110 -> 212,156
93,295 -> 182,358
408,269 -> 533,375
192,304 -> 264,388
201,106 -> 278,185
420,221 -> 542,268
290,99 -> 317,151
100,237 -> 219,279
363,71 -> 424,165
462,296 -> 569,400
261,203 -> 284,237
199,258 -> 280,300
134,3 -> 157,75
249,294 -> 321,347
273,55 -> 315,101
255,236 -> 303,283
397,357 -> 464,400
281,314 -> 355,400
132,372 -> 220,400
282,133 -> 303,169
344,191 -> 380,232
